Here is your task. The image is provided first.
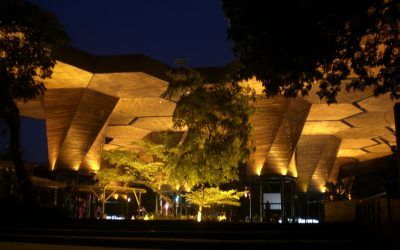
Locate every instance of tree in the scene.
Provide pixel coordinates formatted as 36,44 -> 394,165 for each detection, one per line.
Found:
183,187 -> 244,222
324,179 -> 353,201
162,67 -> 254,188
223,0 -> 399,103
0,0 -> 67,203
96,139 -> 174,204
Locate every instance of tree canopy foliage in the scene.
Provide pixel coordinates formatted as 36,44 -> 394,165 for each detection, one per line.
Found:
223,0 -> 399,103
183,187 -> 244,221
324,179 -> 353,201
0,0 -> 67,203
162,67 -> 254,188
183,187 -> 244,208
0,0 -> 67,101
97,140 -> 172,191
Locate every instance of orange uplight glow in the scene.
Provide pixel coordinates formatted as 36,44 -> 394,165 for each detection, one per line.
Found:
86,160 -> 100,172
256,166 -> 262,176
50,160 -> 56,170
299,184 -> 308,193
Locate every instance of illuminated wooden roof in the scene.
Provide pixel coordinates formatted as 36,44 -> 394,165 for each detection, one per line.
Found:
244,79 -> 395,192
18,48 -> 397,193
18,48 -> 176,173
295,135 -> 341,193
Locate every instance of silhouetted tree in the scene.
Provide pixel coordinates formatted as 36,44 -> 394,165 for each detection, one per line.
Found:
223,0 -> 399,103
0,0 -> 67,204
324,179 -> 353,201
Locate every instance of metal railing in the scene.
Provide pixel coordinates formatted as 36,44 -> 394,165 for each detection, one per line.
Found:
261,201 -> 324,223
355,192 -> 396,230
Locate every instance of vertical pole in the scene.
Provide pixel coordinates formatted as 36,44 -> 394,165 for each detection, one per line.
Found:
155,193 -> 158,215
87,194 -> 91,219
121,198 -> 123,219
281,177 -> 285,222
54,189 -> 58,206
102,187 -> 106,219
54,171 -> 59,207
139,192 -> 142,209
259,181 -> 263,222
75,172 -> 79,219
180,199 -> 183,216
306,193 -> 309,221
160,196 -> 163,215
393,103 -> 400,195
387,196 -> 392,225
318,199 -> 322,222
248,181 -> 252,221
249,192 -> 252,221
291,180 -> 295,221
126,199 -> 128,219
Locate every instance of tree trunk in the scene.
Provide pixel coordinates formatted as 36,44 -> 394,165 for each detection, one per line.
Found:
197,205 -> 203,222
197,185 -> 205,222
0,94 -> 33,205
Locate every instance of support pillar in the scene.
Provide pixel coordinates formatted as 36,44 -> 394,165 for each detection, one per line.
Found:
281,177 -> 285,222
291,180 -> 295,220
249,183 -> 252,221
259,181 -> 263,222
87,194 -> 91,219
102,187 -> 106,219
393,103 -> 400,196
54,189 -> 58,206
155,193 -> 158,214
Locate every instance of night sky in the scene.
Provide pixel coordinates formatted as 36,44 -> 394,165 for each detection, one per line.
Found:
20,0 -> 233,163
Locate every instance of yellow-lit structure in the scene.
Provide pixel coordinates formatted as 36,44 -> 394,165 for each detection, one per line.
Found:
18,47 -> 397,194
18,48 -> 174,173
241,77 -> 396,193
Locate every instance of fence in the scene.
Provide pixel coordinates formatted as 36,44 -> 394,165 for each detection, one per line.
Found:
261,201 -> 324,223
356,192 -> 399,230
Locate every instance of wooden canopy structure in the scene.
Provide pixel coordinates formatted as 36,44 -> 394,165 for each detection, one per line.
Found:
16,47 -> 397,194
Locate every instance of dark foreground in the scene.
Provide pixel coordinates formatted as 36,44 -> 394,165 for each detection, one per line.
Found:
0,218 -> 399,250
0,242 -> 148,250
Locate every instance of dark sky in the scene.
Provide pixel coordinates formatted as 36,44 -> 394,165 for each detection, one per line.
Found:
29,0 -> 233,67
20,0 -> 233,163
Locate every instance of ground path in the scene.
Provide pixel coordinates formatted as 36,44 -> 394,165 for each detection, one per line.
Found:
0,220 -> 398,249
